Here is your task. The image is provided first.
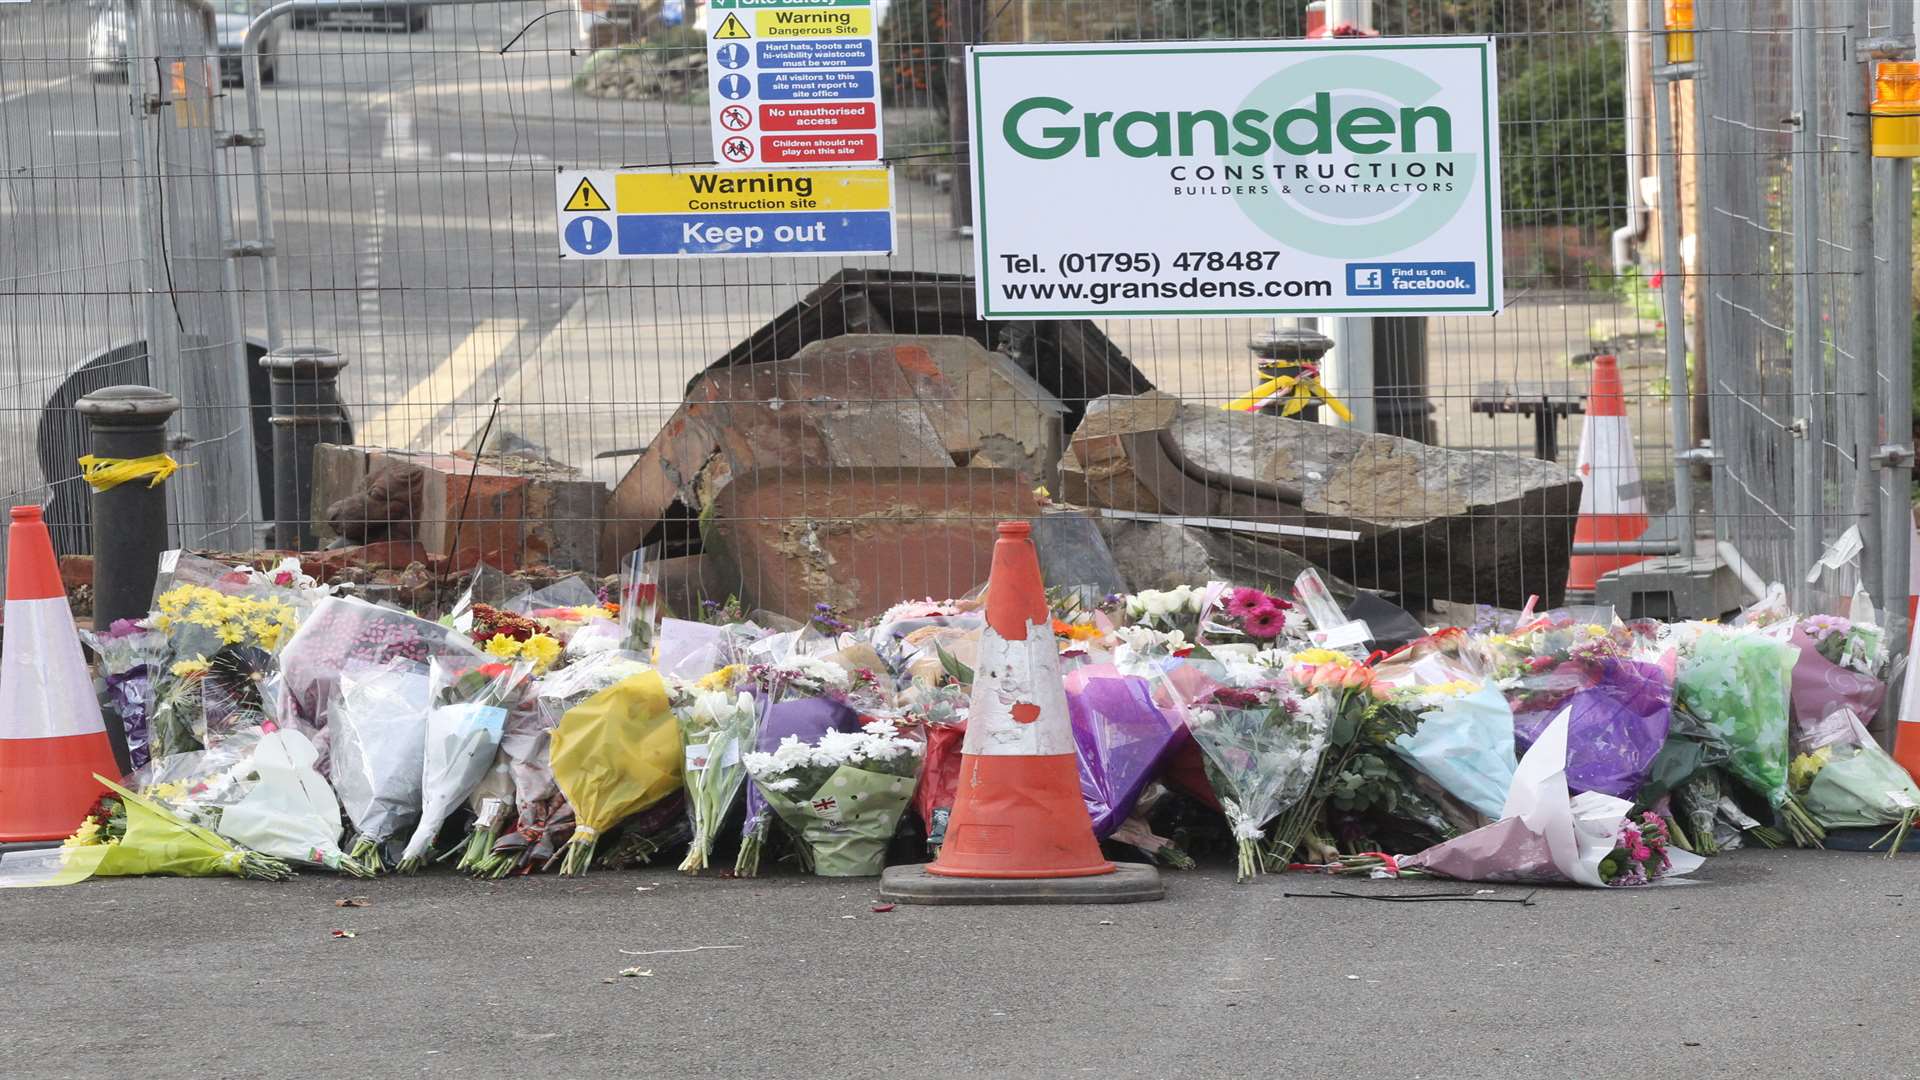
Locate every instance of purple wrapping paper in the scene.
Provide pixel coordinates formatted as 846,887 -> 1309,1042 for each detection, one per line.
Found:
1788,629 -> 1886,738
1066,675 -> 1186,839
1513,658 -> 1670,800
741,695 -> 864,840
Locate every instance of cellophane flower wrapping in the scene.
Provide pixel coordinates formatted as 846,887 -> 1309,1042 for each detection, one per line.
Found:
272,596 -> 481,773
907,683 -> 969,849
734,658 -> 860,875
1,776 -> 291,887
618,550 -> 660,656
672,684 -> 759,872
1795,710 -> 1920,831
491,651 -> 651,873
1675,626 -> 1798,808
1512,656 -> 1671,801
328,660 -> 433,866
1787,627 -> 1887,732
548,669 -> 682,875
1400,710 -> 1704,887
1065,664 -> 1189,838
136,728 -> 362,873
85,621 -> 168,770
147,580 -> 301,758
398,658 -> 529,868
1388,681 -> 1517,819
743,719 -> 924,877
1186,686 -> 1326,882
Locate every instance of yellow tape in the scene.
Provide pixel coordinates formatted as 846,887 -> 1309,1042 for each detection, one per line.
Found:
77,453 -> 181,492
1221,372 -> 1354,423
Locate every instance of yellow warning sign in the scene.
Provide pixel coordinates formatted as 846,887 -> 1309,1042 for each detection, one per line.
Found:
713,12 -> 750,39
564,177 -> 611,212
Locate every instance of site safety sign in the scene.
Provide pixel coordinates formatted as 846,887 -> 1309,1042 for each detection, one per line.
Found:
707,0 -> 883,168
553,166 -> 894,259
968,38 -> 1504,319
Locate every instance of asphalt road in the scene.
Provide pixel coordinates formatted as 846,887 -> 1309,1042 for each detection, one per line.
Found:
0,850 -> 1915,1079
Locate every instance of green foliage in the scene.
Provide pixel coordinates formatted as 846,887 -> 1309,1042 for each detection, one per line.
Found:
1500,35 -> 1627,231
879,0 -> 947,108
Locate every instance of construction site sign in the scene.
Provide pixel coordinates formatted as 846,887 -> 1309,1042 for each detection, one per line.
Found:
707,0 -> 883,167
969,38 -> 1504,320
553,166 -> 894,259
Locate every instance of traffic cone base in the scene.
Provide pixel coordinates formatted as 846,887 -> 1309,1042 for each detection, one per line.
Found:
0,735 -> 119,843
926,754 -> 1115,879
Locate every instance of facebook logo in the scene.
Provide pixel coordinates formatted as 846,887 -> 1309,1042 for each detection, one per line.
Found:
1347,262 -> 1476,296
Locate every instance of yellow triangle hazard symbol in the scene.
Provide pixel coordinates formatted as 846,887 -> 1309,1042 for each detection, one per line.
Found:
714,12 -> 750,39
564,177 -> 610,212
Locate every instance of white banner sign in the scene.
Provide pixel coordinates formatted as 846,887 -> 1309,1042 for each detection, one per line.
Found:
969,38 -> 1503,320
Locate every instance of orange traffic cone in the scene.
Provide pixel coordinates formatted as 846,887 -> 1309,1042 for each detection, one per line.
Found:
1566,355 -> 1651,592
1891,514 -> 1920,782
926,521 -> 1115,880
0,505 -> 119,842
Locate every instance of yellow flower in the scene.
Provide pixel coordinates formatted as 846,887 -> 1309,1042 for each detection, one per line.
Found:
484,634 -> 523,661
63,816 -> 103,848
152,613 -> 174,632
696,665 -> 743,691
1789,746 -> 1833,792
1585,624 -> 1609,638
521,634 -> 562,674
171,656 -> 210,678
1292,648 -> 1352,668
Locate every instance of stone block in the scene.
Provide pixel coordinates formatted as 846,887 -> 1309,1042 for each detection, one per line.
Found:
310,445 -> 607,573
1062,392 -> 1581,607
703,467 -> 1045,623
602,333 -> 1064,568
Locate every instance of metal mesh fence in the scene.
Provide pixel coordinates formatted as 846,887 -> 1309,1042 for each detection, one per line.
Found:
0,0 -> 1912,633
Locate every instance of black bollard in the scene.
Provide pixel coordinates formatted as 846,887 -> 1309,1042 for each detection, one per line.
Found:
75,384 -> 180,776
260,346 -> 350,551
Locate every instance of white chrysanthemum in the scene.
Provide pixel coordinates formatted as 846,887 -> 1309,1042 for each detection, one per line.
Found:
769,735 -> 815,771
741,751 -> 777,776
812,728 -> 867,767
764,778 -> 801,793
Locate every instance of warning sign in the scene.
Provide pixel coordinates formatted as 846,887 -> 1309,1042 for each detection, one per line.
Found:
707,0 -> 881,168
563,177 -> 610,212
553,166 -> 894,260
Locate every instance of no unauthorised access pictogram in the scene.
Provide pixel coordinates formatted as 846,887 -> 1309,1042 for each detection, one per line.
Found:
713,12 -> 749,39
563,176 -> 611,212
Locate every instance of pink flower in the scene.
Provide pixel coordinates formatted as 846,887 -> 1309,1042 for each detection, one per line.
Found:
1225,587 -> 1270,619
1242,607 -> 1287,640
1648,271 -> 1665,289
273,571 -> 294,586
1342,665 -> 1376,692
1631,845 -> 1652,862
1313,666 -> 1347,691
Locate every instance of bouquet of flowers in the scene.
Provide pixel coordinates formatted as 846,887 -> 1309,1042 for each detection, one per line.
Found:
1185,682 -> 1325,882
549,669 -> 682,875
273,596 -> 481,772
1385,679 -> 1517,819
135,728 -> 368,875
1799,614 -> 1889,675
1263,649 -> 1403,866
84,619 -> 168,770
147,583 -> 299,757
672,683 -> 758,872
1675,625 -> 1823,845
328,660 -> 432,871
742,717 -> 924,877
907,681 -> 968,850
0,776 -> 292,888
1198,585 -> 1294,647
1787,622 -> 1888,731
1123,585 -> 1213,639
618,549 -> 661,656
735,656 -> 856,876
1512,655 -> 1671,802
478,652 -> 649,876
1065,664 -> 1189,838
461,602 -> 564,676
1597,811 -> 1679,886
1791,708 -> 1920,856
397,658 -> 529,870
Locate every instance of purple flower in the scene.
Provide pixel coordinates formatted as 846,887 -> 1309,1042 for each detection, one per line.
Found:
1801,614 -> 1850,642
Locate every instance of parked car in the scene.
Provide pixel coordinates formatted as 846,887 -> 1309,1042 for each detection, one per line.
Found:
87,0 -> 284,86
291,3 -> 430,32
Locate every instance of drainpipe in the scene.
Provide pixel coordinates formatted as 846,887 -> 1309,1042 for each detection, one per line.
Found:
1610,0 -> 1649,274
